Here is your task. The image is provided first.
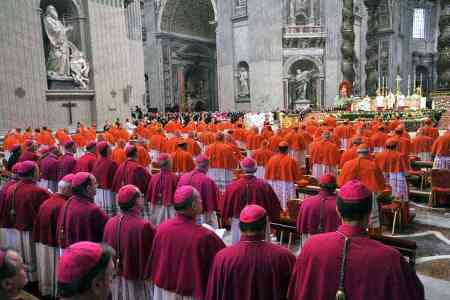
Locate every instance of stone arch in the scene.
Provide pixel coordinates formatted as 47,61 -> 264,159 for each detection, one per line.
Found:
283,55 -> 324,78
157,0 -> 216,39
176,44 -> 214,58
284,55 -> 324,109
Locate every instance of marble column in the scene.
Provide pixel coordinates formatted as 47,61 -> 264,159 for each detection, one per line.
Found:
363,0 -> 380,96
437,1 -> 450,89
289,0 -> 296,25
341,0 -> 355,83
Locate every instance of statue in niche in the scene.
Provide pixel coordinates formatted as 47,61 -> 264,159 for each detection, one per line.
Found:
43,5 -> 72,79
43,5 -> 90,88
238,67 -> 250,97
294,68 -> 312,101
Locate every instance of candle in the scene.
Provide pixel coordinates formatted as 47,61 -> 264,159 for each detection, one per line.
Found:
407,74 -> 411,96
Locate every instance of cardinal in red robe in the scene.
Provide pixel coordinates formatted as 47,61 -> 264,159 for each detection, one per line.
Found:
149,128 -> 167,162
205,132 -> 239,192
18,140 -> 39,162
251,140 -> 274,178
370,126 -> 389,153
103,185 -> 156,300
339,144 -> 387,233
92,141 -> 118,217
57,172 -> 109,249
375,138 -> 411,224
431,126 -> 450,169
112,145 -> 151,195
146,154 -> 179,225
288,180 -> 424,300
297,174 -> 341,246
0,161 -> 51,283
285,127 -> 307,170
111,139 -> 127,165
178,155 -> 220,228
206,205 -> 295,300
186,132 -> 202,157
339,137 -> 362,168
411,128 -> 434,161
309,131 -> 340,179
57,141 -> 77,181
334,120 -> 355,149
148,186 -> 226,300
419,118 -> 439,141
265,142 -> 303,210
171,141 -> 195,175
222,158 -> 281,244
74,141 -> 97,173
38,145 -> 59,192
32,174 -> 73,297
246,127 -> 264,155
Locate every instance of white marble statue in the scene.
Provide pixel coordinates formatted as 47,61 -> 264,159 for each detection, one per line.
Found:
238,67 -> 250,97
43,5 -> 73,79
70,50 -> 90,89
294,69 -> 311,101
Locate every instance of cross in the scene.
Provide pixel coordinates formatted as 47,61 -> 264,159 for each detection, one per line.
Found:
62,101 -> 77,125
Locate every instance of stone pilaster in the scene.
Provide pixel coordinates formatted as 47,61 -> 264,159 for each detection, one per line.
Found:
363,0 -> 379,96
341,0 -> 355,83
437,1 -> 450,89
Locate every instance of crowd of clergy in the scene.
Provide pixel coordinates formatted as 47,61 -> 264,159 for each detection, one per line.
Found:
1,112 -> 449,300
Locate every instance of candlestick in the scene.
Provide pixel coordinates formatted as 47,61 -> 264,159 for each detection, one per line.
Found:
407,74 -> 411,96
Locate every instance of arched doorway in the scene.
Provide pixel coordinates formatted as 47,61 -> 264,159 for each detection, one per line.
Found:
158,0 -> 218,111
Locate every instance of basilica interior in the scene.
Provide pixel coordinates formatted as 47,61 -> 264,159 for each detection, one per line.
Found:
0,0 -> 449,299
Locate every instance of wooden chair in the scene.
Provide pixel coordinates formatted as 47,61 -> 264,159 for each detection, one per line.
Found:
428,169 -> 450,207
381,199 -> 407,235
273,198 -> 303,249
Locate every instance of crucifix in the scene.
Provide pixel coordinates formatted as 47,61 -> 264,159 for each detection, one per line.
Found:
62,101 -> 77,125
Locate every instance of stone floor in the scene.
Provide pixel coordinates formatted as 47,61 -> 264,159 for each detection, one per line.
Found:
221,202 -> 450,299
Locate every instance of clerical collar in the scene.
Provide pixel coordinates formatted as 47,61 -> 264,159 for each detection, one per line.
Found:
243,174 -> 255,179
336,224 -> 367,238
240,234 -> 265,242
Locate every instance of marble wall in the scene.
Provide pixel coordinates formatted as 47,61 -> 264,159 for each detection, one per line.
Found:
0,0 -> 48,133
87,0 -> 145,127
0,0 -> 145,133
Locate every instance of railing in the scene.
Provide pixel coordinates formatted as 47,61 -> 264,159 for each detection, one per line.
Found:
284,25 -> 326,36
233,5 -> 247,19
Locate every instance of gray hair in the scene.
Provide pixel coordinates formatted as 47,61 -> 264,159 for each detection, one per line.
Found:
58,180 -> 72,194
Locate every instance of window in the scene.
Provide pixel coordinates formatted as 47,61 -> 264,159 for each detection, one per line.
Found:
413,8 -> 425,39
